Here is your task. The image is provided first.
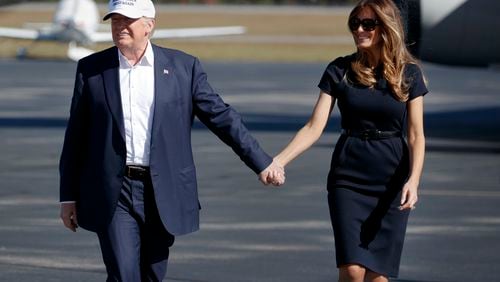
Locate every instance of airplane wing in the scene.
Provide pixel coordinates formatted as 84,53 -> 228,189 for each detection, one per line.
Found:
152,26 -> 246,39
23,22 -> 53,29
89,31 -> 112,42
0,27 -> 38,40
67,41 -> 94,61
90,26 -> 246,43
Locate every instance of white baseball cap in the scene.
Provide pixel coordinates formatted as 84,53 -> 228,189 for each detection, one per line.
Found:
103,0 -> 156,21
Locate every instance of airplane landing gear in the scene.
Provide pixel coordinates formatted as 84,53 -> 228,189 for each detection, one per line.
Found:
16,47 -> 28,59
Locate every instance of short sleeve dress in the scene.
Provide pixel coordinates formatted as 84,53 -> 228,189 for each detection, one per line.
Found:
318,55 -> 428,277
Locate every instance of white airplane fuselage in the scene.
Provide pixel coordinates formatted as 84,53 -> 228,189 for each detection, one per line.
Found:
44,0 -> 99,45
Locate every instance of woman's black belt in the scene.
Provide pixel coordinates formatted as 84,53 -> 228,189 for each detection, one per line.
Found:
342,129 -> 402,140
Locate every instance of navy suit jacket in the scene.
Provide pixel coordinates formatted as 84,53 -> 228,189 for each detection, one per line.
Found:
59,44 -> 272,235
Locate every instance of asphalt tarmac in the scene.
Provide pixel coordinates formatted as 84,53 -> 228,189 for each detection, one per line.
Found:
0,58 -> 499,282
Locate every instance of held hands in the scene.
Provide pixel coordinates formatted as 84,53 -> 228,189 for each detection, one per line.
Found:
259,158 -> 285,187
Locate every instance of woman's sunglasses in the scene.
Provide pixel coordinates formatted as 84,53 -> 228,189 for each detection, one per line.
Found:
348,18 -> 380,32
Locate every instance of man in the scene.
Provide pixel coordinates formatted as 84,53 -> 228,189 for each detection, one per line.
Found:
59,0 -> 284,280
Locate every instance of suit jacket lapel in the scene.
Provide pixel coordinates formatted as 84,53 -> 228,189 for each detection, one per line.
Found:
102,47 -> 126,141
152,45 -> 176,137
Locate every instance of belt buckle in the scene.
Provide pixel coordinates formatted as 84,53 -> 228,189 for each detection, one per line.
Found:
126,165 -> 143,178
362,129 -> 381,140
126,166 -> 133,178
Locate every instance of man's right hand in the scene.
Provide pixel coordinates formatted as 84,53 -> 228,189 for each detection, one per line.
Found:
60,202 -> 78,232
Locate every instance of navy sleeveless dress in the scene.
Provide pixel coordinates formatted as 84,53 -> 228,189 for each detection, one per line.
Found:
318,55 -> 428,277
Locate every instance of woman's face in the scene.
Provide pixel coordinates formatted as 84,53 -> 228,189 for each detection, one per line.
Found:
350,7 -> 381,52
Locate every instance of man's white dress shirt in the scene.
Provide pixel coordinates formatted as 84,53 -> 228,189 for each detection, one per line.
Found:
118,42 -> 155,166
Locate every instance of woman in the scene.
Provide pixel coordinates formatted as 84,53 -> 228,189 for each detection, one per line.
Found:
271,0 -> 428,281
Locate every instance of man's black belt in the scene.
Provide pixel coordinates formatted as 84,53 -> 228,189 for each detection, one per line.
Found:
342,129 -> 402,140
125,165 -> 150,180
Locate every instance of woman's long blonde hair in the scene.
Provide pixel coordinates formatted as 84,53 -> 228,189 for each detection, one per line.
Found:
348,0 -> 419,102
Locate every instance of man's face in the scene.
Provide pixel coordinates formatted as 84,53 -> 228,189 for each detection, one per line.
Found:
110,14 -> 153,52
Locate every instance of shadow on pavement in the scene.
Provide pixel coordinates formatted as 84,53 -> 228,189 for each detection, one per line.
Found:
1,106 -> 498,147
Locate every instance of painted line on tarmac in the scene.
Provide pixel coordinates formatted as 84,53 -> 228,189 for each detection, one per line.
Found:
420,189 -> 500,197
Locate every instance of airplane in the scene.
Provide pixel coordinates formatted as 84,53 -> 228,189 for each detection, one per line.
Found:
394,0 -> 500,67
0,0 -> 246,61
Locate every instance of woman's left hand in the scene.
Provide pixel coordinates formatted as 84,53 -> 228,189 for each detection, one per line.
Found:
399,181 -> 419,211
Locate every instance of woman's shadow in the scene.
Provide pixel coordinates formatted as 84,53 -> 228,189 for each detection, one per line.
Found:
359,158 -> 410,250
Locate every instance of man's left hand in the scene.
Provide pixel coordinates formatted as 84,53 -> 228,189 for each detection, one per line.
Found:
259,159 -> 285,186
